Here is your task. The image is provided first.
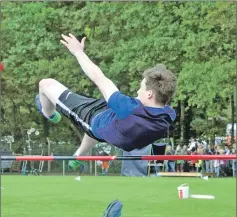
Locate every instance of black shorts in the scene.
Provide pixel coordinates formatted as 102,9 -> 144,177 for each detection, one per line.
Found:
56,89 -> 107,141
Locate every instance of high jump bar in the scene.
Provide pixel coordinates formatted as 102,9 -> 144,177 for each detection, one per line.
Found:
0,155 -> 236,161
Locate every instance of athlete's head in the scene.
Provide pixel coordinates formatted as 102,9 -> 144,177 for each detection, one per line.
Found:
137,64 -> 177,107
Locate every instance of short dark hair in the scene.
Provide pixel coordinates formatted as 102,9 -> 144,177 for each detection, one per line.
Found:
143,64 -> 177,105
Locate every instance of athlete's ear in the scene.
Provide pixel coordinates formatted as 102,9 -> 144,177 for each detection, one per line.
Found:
147,90 -> 153,99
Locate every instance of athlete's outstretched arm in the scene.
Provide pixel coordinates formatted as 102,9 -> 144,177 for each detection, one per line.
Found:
60,33 -> 118,102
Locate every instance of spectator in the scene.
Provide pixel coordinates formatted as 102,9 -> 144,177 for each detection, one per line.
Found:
182,145 -> 188,155
213,145 -> 221,177
101,152 -> 110,175
224,144 -> 231,168
182,145 -> 190,172
175,145 -> 184,172
190,147 -> 198,172
224,144 -> 231,155
205,144 -> 215,173
214,154 -> 220,177
231,143 -> 236,177
79,162 -> 88,175
219,149 -> 227,177
165,145 -> 175,172
102,161 -> 110,175
96,152 -> 111,176
188,138 -> 197,152
202,140 -> 208,150
215,145 -> 221,155
195,142 -> 204,172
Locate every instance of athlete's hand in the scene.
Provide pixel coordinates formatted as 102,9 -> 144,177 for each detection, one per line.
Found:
60,33 -> 86,56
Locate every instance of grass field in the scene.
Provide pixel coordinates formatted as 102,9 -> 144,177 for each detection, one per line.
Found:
1,175 -> 236,217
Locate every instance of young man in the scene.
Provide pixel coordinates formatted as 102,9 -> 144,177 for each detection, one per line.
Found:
35,33 -> 177,170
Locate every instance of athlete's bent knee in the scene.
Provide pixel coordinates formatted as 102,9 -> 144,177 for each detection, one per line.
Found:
39,78 -> 58,89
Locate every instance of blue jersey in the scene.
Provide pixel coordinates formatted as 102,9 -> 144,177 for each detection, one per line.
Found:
91,91 -> 176,151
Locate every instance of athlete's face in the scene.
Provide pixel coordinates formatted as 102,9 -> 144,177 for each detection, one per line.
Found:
137,78 -> 152,104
